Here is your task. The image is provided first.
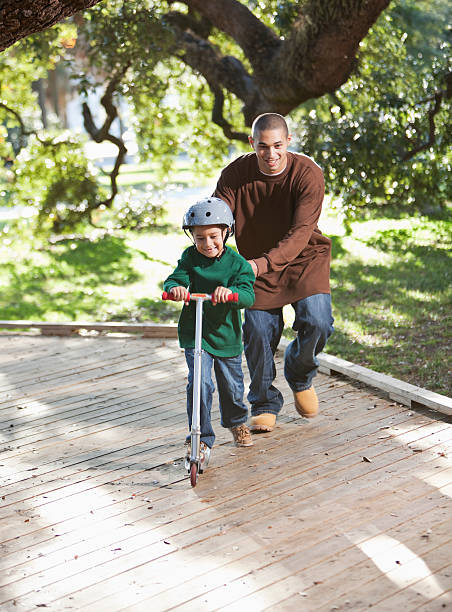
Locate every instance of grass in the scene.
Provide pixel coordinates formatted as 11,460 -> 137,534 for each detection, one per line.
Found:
0,162 -> 450,396
97,159 -> 213,190
316,216 -> 451,396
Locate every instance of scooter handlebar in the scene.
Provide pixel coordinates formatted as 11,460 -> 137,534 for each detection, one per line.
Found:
162,291 -> 182,301
162,291 -> 238,302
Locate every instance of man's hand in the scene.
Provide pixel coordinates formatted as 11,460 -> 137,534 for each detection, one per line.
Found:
248,259 -> 258,277
211,286 -> 232,305
169,286 -> 189,301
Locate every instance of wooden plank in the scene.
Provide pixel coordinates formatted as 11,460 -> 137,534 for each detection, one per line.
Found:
0,320 -> 178,337
279,338 -> 452,415
0,348 -> 184,427
266,521 -> 452,611
0,347 -> 183,421
1,404 -> 446,560
0,394 -> 420,572
0,343 -> 179,396
0,384 -> 444,510
104,510 -> 452,612
413,590 -> 452,611
0,416 -> 448,608
318,351 -> 452,416
19,466 -> 449,612
0,459 -> 447,611
0,390 -> 419,504
0,335 -> 450,612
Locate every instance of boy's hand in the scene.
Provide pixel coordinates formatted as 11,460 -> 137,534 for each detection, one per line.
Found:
169,286 -> 189,302
212,286 -> 232,305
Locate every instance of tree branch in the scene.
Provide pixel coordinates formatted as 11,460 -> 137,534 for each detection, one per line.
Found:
82,67 -> 129,209
0,102 -> 33,137
179,0 -> 281,69
0,0 -> 103,51
206,81 -> 249,142
165,16 -> 265,124
171,0 -> 391,117
0,101 -> 69,149
402,91 -> 443,161
271,0 -> 391,108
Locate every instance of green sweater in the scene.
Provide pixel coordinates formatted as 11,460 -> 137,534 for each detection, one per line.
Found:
163,246 -> 255,357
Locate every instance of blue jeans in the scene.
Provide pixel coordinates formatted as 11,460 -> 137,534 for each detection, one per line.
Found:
242,293 -> 334,416
185,349 -> 249,448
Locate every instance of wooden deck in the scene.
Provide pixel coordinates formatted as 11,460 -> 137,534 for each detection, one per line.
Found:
0,333 -> 451,612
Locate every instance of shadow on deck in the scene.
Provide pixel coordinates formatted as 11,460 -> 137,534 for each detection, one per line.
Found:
0,334 -> 451,611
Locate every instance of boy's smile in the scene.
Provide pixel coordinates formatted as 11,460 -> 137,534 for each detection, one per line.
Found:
192,225 -> 227,258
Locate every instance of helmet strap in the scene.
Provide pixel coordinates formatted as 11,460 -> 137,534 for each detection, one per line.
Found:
223,228 -> 230,248
184,228 -> 195,245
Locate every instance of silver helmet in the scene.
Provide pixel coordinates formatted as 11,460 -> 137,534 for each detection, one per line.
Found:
182,197 -> 234,235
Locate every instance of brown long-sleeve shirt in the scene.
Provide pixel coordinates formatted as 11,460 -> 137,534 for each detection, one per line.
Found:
214,151 -> 331,310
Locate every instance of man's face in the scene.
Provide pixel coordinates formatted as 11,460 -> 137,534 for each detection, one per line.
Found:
192,225 -> 227,258
249,128 -> 291,174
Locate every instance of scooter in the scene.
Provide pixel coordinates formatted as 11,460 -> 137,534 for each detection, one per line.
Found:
162,290 -> 239,486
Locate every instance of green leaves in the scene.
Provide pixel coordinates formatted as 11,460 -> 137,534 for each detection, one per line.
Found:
291,0 -> 451,225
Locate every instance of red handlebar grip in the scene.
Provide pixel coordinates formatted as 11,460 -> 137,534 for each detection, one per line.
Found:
162,291 -> 190,302
227,292 -> 239,302
162,291 -> 178,301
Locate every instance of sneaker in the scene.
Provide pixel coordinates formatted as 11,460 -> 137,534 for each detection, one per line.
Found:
230,423 -> 253,447
184,440 -> 211,472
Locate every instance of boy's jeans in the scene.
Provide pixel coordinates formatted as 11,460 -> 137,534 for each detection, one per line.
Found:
185,349 -> 249,448
242,293 -> 334,416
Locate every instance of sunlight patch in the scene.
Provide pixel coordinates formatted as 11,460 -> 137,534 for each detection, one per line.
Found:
347,531 -> 447,601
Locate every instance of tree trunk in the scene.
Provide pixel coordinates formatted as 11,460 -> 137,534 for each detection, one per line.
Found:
0,0 -> 102,51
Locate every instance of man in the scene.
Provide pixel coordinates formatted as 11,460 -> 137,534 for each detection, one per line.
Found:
213,112 -> 334,433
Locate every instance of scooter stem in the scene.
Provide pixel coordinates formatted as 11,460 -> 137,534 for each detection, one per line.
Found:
191,297 -> 204,463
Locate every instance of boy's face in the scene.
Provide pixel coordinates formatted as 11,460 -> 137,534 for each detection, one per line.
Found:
249,127 -> 291,174
192,225 -> 227,258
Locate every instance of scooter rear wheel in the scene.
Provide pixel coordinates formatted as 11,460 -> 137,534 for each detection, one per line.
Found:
190,462 -> 198,487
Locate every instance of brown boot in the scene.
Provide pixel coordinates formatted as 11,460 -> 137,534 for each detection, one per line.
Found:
249,413 -> 276,433
230,423 -> 253,447
293,386 -> 318,418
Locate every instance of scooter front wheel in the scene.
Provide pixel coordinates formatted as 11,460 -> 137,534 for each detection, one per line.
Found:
190,462 -> 198,487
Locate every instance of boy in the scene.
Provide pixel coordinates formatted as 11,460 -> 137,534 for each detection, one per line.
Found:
163,197 -> 256,471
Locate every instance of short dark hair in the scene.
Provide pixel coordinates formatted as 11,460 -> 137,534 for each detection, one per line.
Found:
251,113 -> 288,140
